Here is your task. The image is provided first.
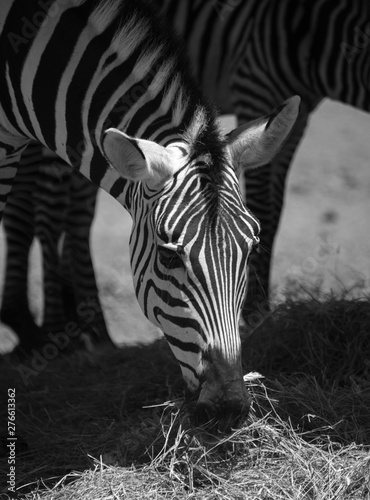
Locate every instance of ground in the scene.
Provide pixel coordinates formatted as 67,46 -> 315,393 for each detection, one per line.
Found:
0,99 -> 369,352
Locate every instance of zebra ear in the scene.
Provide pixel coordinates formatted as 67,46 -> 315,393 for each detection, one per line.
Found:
103,128 -> 173,188
226,95 -> 301,172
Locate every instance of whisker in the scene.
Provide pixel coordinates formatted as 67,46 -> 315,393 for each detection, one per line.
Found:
248,263 -> 268,301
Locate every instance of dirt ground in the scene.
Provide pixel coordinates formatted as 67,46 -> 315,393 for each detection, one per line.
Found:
0,99 -> 369,352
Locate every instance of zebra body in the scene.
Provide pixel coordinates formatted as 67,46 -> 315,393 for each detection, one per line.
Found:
157,0 -> 370,317
4,0 -> 368,337
0,0 -> 299,429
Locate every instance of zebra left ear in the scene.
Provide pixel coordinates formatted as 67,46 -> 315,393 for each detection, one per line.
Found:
103,128 -> 174,188
226,95 -> 301,173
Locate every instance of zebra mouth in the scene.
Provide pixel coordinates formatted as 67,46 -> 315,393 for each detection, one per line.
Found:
185,385 -> 251,434
193,398 -> 250,434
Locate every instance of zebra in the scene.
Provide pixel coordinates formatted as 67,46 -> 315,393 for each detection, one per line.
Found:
0,0 -> 299,430
3,0 -> 368,338
152,0 -> 370,320
1,141 -> 112,354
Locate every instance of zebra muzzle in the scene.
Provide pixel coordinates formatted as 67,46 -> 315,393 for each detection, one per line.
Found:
192,356 -> 251,433
194,395 -> 251,434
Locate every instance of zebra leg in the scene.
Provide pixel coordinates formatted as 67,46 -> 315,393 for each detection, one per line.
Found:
241,105 -> 312,324
0,140 -> 49,353
61,172 -> 113,348
1,164 -> 50,351
33,163 -> 72,335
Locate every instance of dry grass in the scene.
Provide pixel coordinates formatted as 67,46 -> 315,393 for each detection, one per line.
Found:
0,294 -> 370,499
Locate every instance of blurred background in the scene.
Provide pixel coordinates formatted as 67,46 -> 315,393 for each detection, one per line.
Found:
1,100 -> 369,353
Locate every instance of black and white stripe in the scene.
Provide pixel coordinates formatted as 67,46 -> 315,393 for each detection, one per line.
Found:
0,0 -> 299,429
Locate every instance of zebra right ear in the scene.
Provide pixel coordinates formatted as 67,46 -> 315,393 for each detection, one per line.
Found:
103,128 -> 174,188
226,95 -> 301,173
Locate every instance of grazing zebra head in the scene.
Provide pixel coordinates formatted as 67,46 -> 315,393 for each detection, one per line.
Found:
103,97 -> 300,431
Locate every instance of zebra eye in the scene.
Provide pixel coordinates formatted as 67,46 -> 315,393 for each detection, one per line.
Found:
158,245 -> 184,269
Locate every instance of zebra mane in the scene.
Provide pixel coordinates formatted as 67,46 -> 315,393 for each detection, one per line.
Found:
183,105 -> 227,187
88,0 -> 227,185
91,0 -> 155,56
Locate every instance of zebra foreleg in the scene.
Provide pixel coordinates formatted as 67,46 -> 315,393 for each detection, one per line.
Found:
61,174 -> 113,348
34,165 -> 72,336
0,141 -> 48,354
1,169 -> 48,352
